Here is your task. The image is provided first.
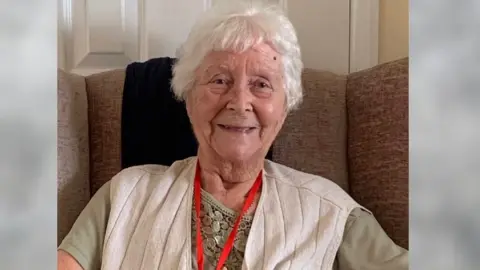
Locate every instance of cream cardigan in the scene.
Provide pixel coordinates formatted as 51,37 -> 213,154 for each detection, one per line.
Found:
100,157 -> 364,270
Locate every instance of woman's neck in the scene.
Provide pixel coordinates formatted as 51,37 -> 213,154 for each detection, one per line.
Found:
197,151 -> 263,211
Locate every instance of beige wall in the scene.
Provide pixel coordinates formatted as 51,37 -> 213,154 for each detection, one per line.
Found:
379,0 -> 409,64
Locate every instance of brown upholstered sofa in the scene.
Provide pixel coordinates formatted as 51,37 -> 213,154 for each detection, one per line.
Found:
58,57 -> 409,249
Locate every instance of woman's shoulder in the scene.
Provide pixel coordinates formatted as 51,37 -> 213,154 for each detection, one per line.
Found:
108,157 -> 195,198
264,160 -> 344,191
114,163 -> 172,179
109,164 -> 170,187
264,160 -> 361,210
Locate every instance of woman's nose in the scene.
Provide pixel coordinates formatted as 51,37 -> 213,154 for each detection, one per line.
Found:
225,82 -> 253,112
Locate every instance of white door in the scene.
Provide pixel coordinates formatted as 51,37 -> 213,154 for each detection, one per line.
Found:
58,0 -> 378,76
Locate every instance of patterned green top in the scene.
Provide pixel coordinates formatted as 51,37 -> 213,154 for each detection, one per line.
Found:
192,189 -> 255,269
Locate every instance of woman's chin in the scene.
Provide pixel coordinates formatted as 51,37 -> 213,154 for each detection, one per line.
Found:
215,147 -> 258,163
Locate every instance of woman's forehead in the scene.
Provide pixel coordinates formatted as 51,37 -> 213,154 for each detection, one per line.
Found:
199,45 -> 282,72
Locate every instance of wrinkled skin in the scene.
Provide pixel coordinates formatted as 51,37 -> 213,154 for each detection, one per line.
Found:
186,43 -> 288,209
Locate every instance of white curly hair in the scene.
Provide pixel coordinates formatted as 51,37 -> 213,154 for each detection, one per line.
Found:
171,0 -> 304,112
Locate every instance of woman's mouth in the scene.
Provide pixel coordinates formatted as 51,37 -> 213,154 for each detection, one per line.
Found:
218,124 -> 257,133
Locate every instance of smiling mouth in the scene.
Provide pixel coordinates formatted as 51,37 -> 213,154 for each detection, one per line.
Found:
218,124 -> 257,133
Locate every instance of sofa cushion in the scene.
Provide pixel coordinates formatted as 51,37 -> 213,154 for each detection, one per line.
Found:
346,58 -> 409,248
85,70 -> 125,194
57,69 -> 90,244
274,69 -> 349,191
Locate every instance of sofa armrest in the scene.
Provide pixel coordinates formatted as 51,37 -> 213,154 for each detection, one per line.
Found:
57,69 -> 91,244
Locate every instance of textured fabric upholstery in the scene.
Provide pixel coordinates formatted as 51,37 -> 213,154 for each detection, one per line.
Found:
57,69 -> 90,244
274,69 -> 349,191
85,70 -> 125,195
346,58 -> 409,248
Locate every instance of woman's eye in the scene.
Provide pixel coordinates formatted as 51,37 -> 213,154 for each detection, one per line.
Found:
255,80 -> 271,89
258,82 -> 269,88
213,79 -> 227,84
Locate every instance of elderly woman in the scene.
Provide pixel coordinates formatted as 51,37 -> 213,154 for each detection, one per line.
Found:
58,2 -> 408,270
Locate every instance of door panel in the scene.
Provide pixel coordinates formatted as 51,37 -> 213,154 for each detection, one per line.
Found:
58,0 -> 373,76
144,0 -> 211,59
59,0 -> 143,75
287,0 -> 350,74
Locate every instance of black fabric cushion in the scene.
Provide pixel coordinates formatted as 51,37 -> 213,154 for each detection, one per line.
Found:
121,57 -> 272,169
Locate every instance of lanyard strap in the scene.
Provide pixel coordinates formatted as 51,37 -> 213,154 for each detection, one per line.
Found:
194,162 -> 262,270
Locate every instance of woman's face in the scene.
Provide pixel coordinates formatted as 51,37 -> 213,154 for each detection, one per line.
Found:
186,43 -> 287,162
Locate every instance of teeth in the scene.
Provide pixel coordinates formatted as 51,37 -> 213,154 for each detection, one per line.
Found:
219,125 -> 253,132
227,126 -> 246,131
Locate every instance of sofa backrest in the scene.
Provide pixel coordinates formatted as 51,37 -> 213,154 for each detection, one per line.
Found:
274,69 -> 349,191
346,58 -> 409,248
84,70 -> 125,195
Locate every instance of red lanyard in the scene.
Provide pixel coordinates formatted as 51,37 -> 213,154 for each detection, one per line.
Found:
194,162 -> 262,270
